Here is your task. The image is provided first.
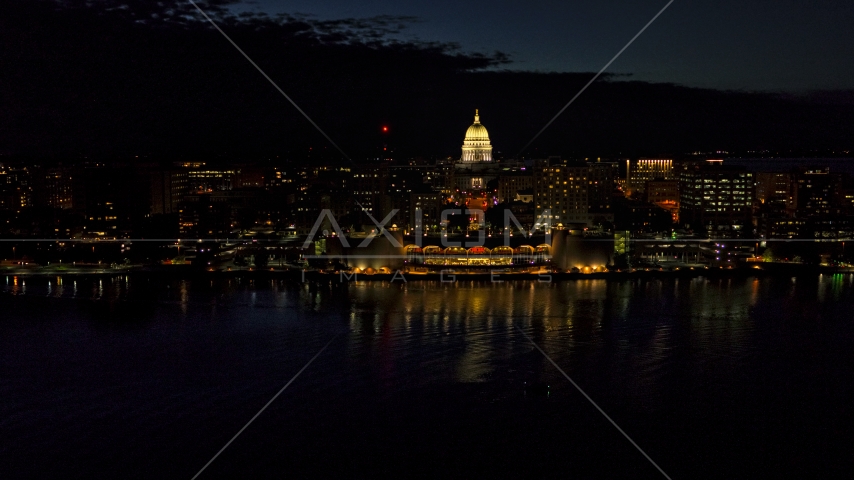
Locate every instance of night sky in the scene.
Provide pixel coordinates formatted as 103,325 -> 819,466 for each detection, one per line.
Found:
238,0 -> 854,91
1,0 -> 852,159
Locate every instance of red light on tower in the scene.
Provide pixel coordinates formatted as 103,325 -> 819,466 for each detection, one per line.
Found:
382,126 -> 389,132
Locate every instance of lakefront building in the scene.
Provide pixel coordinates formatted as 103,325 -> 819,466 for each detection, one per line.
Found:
626,158 -> 674,195
532,158 -> 616,228
678,160 -> 754,235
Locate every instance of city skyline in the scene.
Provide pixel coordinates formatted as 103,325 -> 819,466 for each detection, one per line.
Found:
4,3 -> 854,480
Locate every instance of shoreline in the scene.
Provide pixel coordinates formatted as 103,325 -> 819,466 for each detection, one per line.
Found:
3,263 -> 853,283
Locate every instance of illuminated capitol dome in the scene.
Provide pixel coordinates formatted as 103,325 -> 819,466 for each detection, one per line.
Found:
460,109 -> 493,163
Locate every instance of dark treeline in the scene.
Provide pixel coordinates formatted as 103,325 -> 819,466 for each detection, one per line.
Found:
2,0 -> 853,161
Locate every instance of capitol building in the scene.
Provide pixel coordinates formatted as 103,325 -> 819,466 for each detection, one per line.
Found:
454,109 -> 502,191
460,109 -> 493,163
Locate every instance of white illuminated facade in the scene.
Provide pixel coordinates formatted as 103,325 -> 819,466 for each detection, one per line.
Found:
454,109 -> 500,192
460,109 -> 493,163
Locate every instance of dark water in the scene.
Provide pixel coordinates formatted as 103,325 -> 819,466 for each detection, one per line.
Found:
2,275 -> 854,479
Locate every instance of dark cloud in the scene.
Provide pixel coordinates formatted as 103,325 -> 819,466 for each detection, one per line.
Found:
1,0 -> 851,160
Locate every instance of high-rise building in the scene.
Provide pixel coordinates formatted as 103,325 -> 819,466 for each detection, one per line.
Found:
0,165 -> 31,212
72,165 -> 150,237
150,169 -> 188,215
755,172 -> 792,210
498,172 -> 534,203
31,166 -> 73,210
842,179 -> 854,215
233,165 -> 268,189
612,197 -> 674,234
410,189 -> 444,231
765,167 -> 851,239
352,164 -> 387,216
534,158 -> 585,227
533,158 -> 618,228
178,194 -> 233,238
382,168 -> 438,229
787,167 -> 842,218
188,168 -> 236,192
646,179 -> 680,223
587,162 -> 618,219
626,158 -> 673,195
678,160 -> 754,235
432,159 -> 455,195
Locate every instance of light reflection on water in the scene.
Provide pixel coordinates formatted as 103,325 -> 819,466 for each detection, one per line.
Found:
3,274 -> 854,478
4,274 -> 851,325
